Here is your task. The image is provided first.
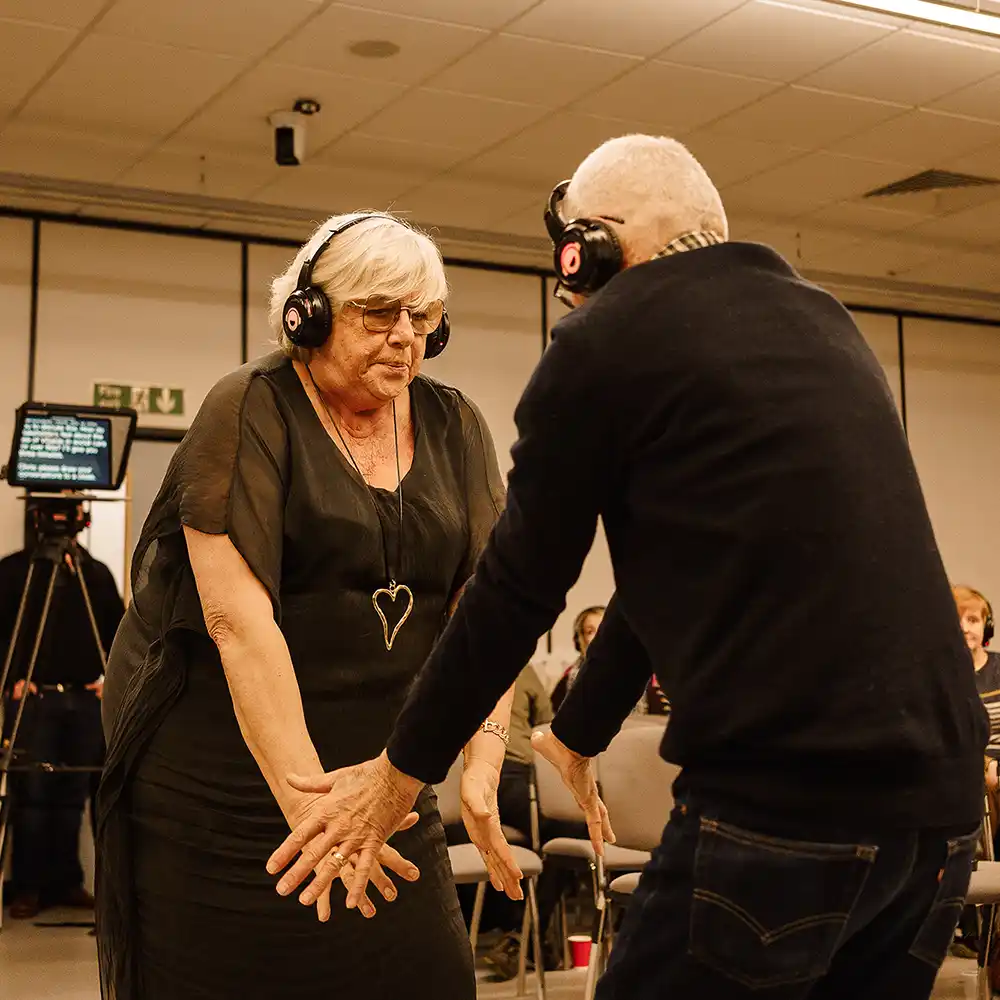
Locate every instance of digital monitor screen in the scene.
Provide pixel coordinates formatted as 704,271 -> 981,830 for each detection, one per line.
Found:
13,412 -> 113,489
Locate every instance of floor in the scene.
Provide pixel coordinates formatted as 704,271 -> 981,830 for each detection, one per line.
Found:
0,907 -> 984,999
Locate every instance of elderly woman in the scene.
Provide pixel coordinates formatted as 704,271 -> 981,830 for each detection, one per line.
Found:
97,212 -> 520,999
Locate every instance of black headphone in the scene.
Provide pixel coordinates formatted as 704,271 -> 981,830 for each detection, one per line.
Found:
572,605 -> 606,653
971,588 -> 995,647
281,213 -> 450,357
543,180 -> 624,296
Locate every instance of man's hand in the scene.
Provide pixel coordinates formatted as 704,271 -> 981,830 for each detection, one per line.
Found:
531,728 -> 615,856
267,750 -> 423,911
460,756 -> 523,900
86,678 -> 104,700
10,679 -> 37,701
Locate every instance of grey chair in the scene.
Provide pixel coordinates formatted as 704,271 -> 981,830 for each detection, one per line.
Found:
580,719 -> 676,998
965,802 -> 1000,1000
434,756 -> 547,999
531,724 -> 655,977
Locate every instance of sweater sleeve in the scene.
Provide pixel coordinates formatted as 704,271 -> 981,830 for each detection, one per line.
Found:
387,320 -> 618,783
551,593 -> 654,757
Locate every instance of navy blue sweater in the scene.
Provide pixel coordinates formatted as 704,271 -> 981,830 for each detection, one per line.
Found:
387,242 -> 987,831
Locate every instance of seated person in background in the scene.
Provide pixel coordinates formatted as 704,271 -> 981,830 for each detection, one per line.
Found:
551,605 -> 605,711
633,674 -> 671,717
953,585 -> 1000,789
952,584 -> 998,957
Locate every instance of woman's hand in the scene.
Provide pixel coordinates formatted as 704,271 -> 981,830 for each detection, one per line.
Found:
268,751 -> 423,912
460,756 -> 523,900
279,787 -> 422,921
530,728 -> 615,856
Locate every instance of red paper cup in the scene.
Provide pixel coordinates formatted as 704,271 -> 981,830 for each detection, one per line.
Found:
568,934 -> 592,968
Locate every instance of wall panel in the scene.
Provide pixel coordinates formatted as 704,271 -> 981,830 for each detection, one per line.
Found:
0,219 -> 33,556
247,242 -> 296,363
34,224 -> 242,431
851,310 -> 903,417
904,318 -> 1000,605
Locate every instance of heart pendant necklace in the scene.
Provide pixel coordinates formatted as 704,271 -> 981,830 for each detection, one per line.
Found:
307,364 -> 412,651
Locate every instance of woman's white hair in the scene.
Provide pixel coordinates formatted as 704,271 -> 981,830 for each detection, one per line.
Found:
562,134 -> 728,263
269,212 -> 448,358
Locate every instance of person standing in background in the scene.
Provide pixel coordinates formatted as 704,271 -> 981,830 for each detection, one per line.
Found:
0,501 -> 124,920
551,605 -> 605,711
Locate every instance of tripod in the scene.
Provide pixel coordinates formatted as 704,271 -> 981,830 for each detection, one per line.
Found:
0,530 -> 108,929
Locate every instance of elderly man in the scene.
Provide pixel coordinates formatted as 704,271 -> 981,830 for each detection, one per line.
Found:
269,135 -> 986,1000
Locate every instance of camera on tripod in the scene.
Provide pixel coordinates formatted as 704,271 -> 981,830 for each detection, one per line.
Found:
0,401 -> 137,913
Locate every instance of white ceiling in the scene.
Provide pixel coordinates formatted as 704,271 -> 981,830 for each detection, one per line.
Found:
3,0 -> 1000,305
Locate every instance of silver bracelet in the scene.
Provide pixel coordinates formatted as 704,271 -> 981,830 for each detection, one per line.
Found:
480,719 -> 510,746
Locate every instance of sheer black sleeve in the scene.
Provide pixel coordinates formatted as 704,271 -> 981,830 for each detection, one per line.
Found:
170,372 -> 289,615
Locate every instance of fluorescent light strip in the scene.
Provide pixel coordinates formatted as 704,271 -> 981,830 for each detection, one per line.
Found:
827,0 -> 1000,37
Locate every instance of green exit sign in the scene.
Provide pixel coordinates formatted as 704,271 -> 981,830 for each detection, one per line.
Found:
94,382 -> 185,416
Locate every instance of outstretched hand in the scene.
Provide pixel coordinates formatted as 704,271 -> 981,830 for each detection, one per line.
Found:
530,728 -> 615,856
268,751 -> 424,912
460,756 -> 523,900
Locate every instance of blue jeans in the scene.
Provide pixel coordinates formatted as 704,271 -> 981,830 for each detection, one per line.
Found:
598,796 -> 978,1000
8,689 -> 104,900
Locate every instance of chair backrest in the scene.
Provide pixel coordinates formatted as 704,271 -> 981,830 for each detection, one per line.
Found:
598,720 -> 678,852
531,724 -> 588,825
432,755 -> 463,827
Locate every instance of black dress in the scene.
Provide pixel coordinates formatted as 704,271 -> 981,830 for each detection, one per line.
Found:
97,352 -> 504,999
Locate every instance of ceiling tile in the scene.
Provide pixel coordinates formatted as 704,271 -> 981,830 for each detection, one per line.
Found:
270,5 -> 488,86
427,34 -> 640,107
733,222 -> 859,265
251,162 -> 417,213
497,202 -> 550,240
506,0 -> 751,58
466,112 -> 676,188
173,63 -> 406,157
931,73 -> 1000,125
804,199 -> 928,234
0,18 -> 76,113
19,33 -> 240,140
360,88 -> 547,151
575,61 -> 780,132
722,152 -> 904,217
684,131 -> 809,186
98,0 -> 322,58
316,131 -> 468,177
0,121 -> 148,182
801,28 -> 1000,106
0,0 -> 108,28
662,0 -> 894,83
938,143 -> 1000,180
832,109 -> 1000,167
904,196 -> 1000,250
395,176 -> 539,230
336,0 -> 539,29
903,250 -> 1000,291
807,235 -> 940,278
707,86 -> 906,148
115,146 -> 280,200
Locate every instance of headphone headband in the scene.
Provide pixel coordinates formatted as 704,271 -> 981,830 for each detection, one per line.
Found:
297,213 -> 398,291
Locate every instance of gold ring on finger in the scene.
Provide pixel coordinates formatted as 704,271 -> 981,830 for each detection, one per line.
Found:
332,851 -> 347,867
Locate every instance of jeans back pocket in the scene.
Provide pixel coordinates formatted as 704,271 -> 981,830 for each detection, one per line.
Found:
690,817 -> 877,990
908,828 -> 979,968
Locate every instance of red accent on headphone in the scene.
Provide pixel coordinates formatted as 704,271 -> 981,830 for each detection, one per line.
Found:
560,242 -> 582,276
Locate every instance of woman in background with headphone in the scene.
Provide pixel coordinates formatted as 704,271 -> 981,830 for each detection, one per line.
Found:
96,213 -> 519,999
551,605 -> 605,711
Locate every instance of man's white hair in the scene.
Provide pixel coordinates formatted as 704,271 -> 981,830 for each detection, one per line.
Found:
269,212 -> 447,359
563,135 -> 728,263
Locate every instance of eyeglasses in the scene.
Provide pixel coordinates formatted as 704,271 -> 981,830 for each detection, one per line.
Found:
344,296 -> 444,336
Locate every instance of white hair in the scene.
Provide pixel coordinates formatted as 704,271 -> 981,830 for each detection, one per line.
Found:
563,135 -> 728,264
269,212 -> 448,358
